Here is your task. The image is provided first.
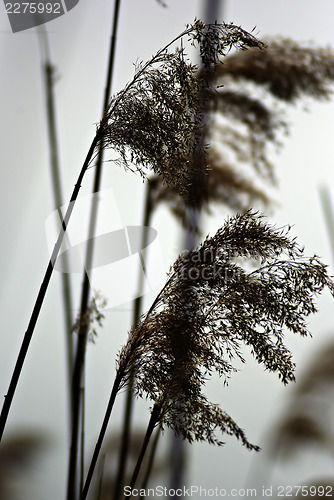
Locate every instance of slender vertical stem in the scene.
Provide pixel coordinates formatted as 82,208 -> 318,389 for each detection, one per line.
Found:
44,61 -> 74,383
67,1 -> 122,497
39,28 -> 74,432
67,271 -> 91,500
113,180 -> 153,499
169,4 -> 225,495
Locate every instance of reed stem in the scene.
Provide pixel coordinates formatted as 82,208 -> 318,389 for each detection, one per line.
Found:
113,180 -> 153,499
0,130 -> 101,442
39,28 -> 74,433
66,1 -> 122,497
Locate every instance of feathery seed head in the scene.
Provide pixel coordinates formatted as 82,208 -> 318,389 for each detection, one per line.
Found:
117,211 -> 334,448
101,21 -> 265,207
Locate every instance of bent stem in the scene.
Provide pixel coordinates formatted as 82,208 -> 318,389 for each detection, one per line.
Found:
0,129 -> 102,442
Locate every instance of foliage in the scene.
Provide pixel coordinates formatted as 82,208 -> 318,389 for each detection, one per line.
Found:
209,37 -> 334,177
149,38 -> 334,227
217,37 -> 334,102
4,15 -> 334,498
116,211 -> 334,448
71,291 -> 107,343
100,20 -> 264,207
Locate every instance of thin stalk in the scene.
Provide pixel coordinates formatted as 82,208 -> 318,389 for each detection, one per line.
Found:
67,268 -> 92,500
113,180 -> 153,499
0,130 -> 102,442
169,5 -> 224,494
67,1 -> 122,497
125,404 -> 161,498
39,27 -> 74,431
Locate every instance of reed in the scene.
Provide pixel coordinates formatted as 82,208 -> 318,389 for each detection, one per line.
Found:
84,210 -> 334,498
2,14 -> 334,500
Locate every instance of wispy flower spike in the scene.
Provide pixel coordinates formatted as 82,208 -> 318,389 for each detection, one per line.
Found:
217,38 -> 334,102
144,38 -> 334,230
117,211 -> 334,448
100,21 -> 265,206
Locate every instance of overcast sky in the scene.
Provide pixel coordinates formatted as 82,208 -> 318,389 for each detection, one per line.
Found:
1,1 -> 334,498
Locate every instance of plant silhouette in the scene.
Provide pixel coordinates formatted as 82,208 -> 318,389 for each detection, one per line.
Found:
82,210 -> 334,498
119,211 -> 334,446
2,14 -> 334,500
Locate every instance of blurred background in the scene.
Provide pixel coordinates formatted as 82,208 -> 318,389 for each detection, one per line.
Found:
0,1 -> 334,498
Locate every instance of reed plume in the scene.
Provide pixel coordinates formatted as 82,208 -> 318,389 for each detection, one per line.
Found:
145,37 -> 334,231
82,209 -> 334,497
100,20 -> 265,207
217,37 -> 334,102
118,210 -> 334,448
